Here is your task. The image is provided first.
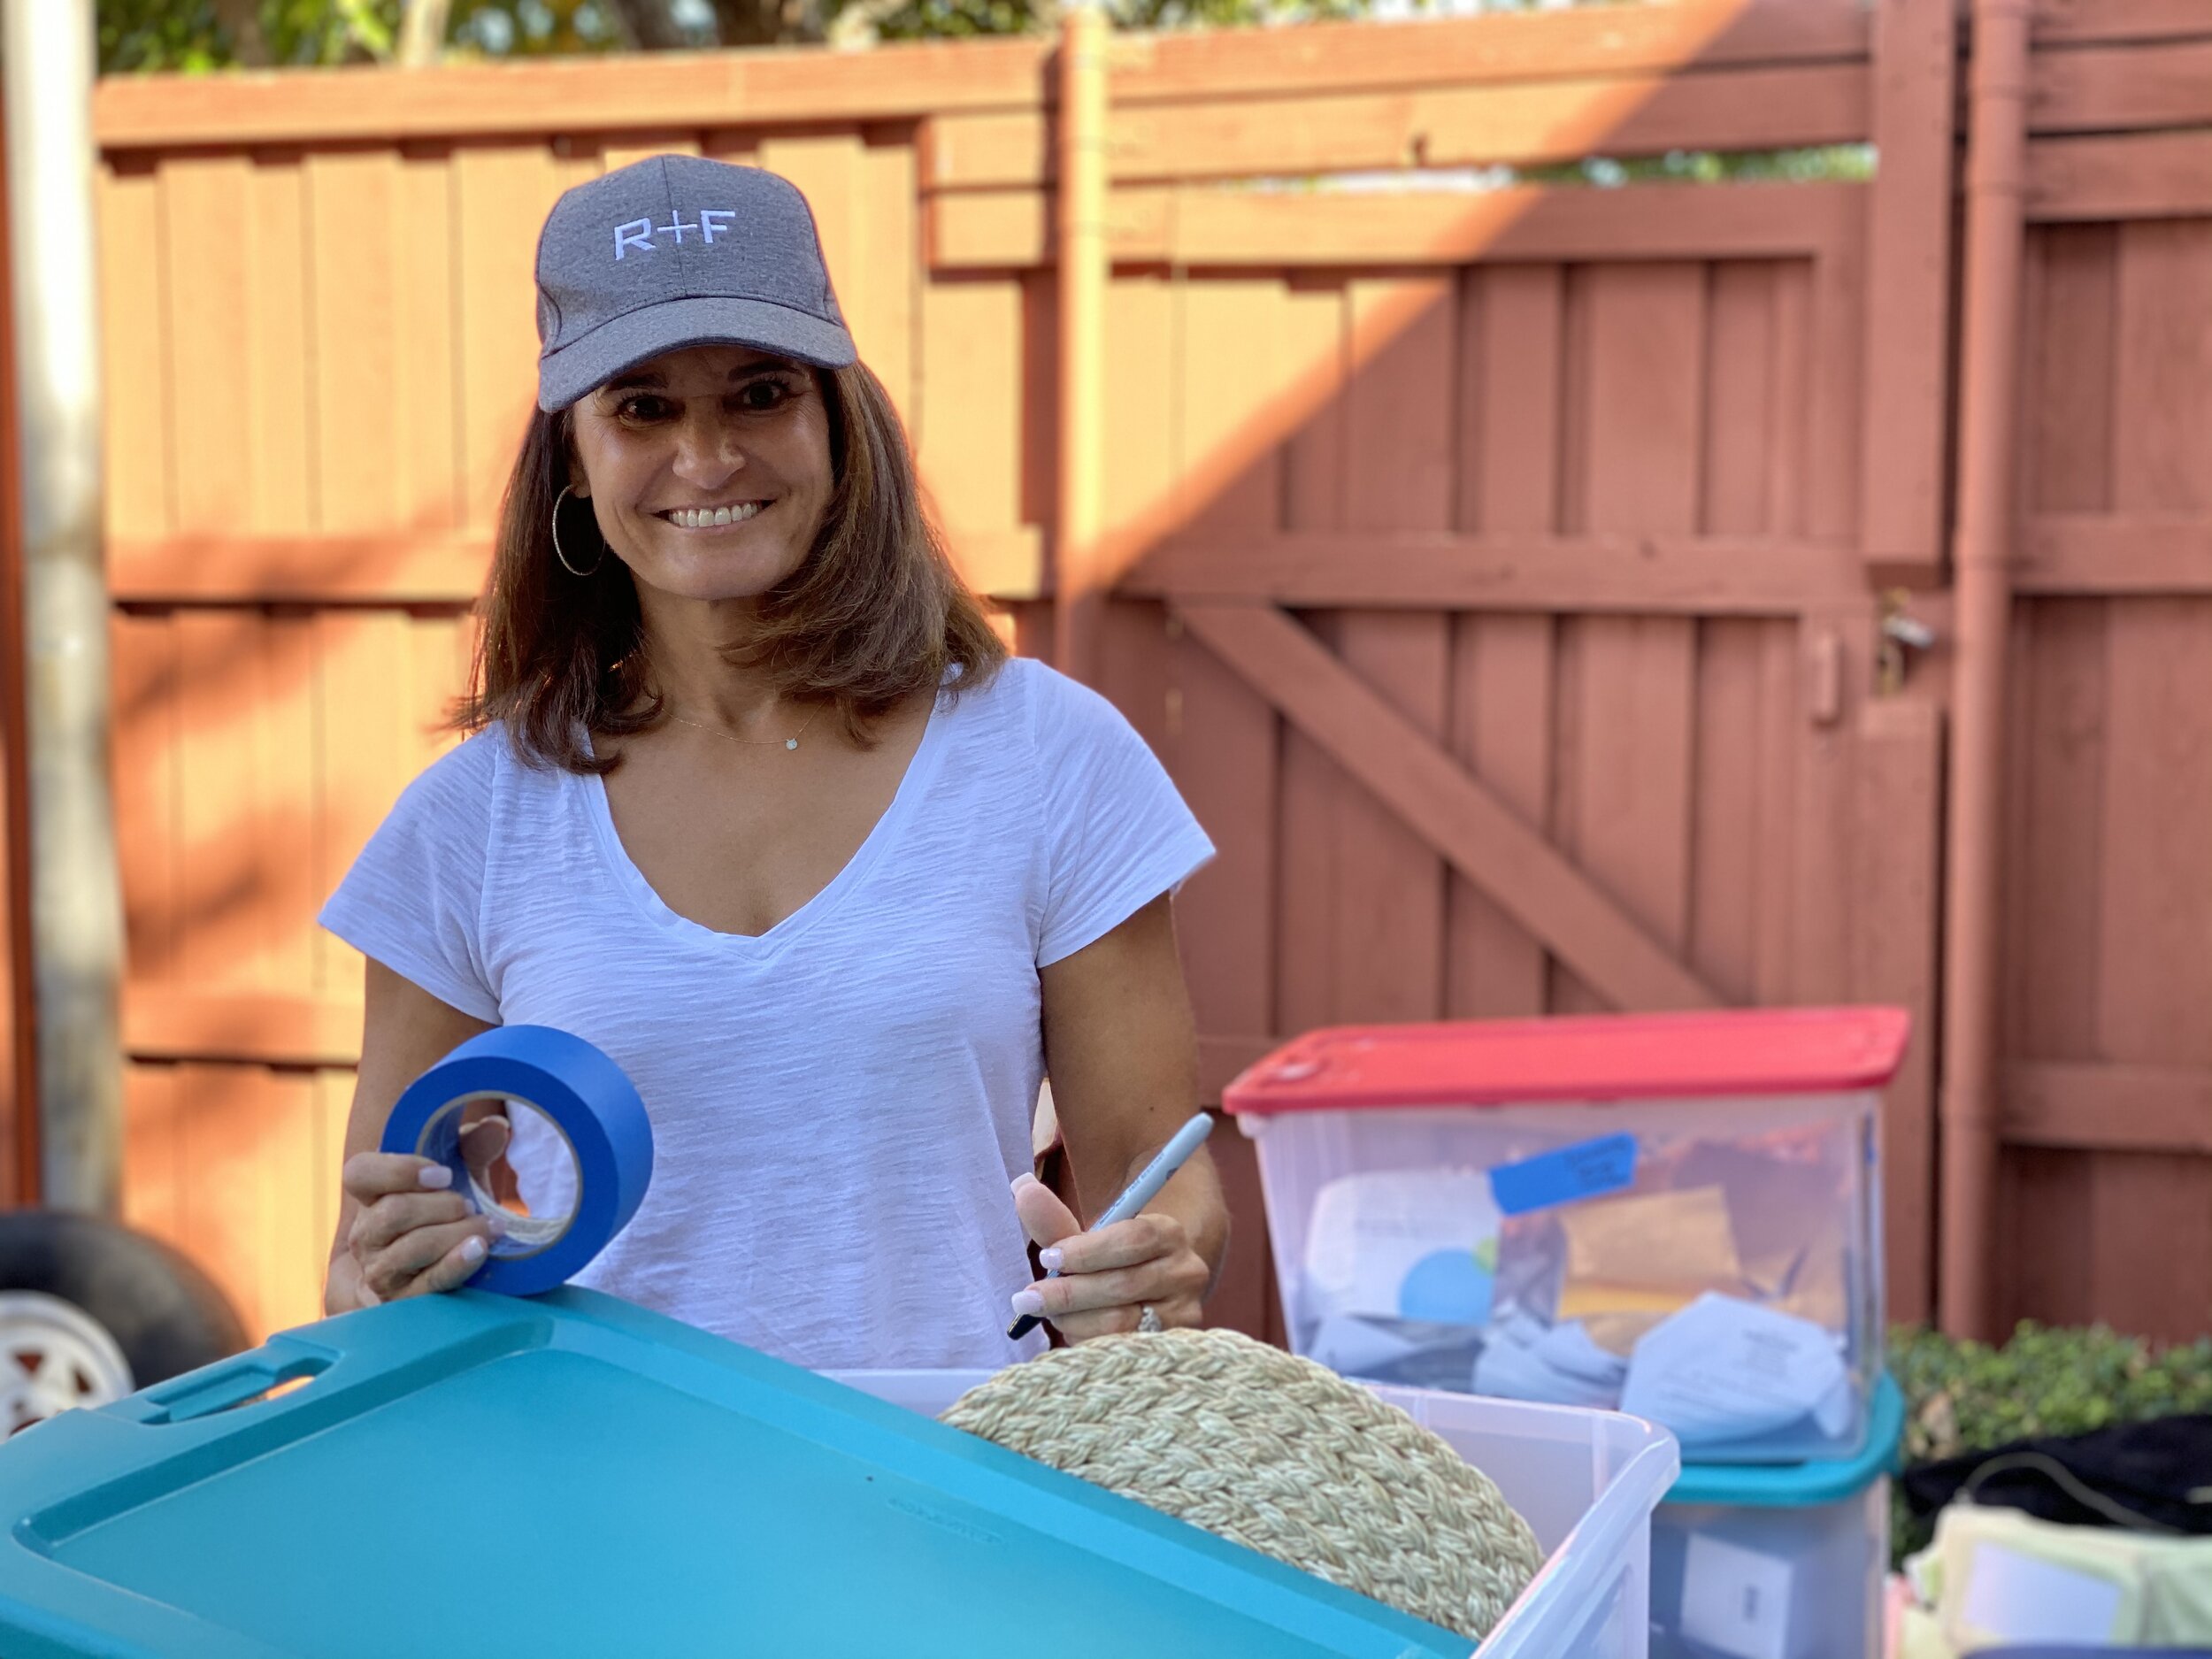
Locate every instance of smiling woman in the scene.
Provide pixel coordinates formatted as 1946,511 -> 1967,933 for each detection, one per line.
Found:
313,155 -> 1229,1371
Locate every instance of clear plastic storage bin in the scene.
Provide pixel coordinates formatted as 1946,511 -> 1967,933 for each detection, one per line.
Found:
1650,1375 -> 1902,1659
829,1366 -> 1680,1659
1223,1008 -> 1909,1463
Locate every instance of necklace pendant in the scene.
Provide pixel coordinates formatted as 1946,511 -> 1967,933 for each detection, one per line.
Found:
785,737 -> 798,750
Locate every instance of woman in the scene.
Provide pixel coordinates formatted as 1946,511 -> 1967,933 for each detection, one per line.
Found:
319,155 -> 1227,1368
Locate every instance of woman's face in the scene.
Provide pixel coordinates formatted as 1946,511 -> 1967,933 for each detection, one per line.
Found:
568,343 -> 833,605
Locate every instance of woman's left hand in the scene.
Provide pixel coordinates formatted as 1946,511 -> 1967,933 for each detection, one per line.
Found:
1009,1172 -> 1210,1342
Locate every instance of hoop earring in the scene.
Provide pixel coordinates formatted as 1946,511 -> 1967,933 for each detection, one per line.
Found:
551,485 -> 604,578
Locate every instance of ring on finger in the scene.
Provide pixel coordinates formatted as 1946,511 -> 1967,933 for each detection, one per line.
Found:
1137,1303 -> 1164,1334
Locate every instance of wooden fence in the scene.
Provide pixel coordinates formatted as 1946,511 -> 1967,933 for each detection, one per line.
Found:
0,0 -> 2200,1345
1995,1 -> 2212,1341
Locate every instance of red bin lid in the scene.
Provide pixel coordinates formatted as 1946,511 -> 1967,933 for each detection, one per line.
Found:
1222,1006 -> 1911,1115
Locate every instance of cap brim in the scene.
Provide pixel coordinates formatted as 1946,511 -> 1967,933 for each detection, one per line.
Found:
538,295 -> 858,411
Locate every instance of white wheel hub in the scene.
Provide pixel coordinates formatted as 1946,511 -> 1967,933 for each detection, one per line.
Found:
0,1290 -> 134,1435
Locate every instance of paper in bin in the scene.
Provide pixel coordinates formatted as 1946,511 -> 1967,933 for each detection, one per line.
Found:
1303,1170 -> 1501,1328
380,1025 -> 654,1296
1620,1292 -> 1849,1448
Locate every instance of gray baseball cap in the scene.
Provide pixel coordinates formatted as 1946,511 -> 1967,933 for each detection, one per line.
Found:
534,154 -> 857,411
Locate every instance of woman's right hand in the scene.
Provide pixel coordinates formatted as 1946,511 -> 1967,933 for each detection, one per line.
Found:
331,1148 -> 508,1310
326,962 -> 502,1316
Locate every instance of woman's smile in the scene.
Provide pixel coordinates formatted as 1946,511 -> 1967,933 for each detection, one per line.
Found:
656,500 -> 770,531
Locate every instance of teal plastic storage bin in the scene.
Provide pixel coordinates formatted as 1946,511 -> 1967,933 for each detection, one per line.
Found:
1650,1375 -> 1905,1659
0,1288 -> 1490,1659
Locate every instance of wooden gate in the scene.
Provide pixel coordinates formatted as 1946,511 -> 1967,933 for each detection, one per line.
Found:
1083,202 -> 1947,1337
1992,4 -> 2212,1341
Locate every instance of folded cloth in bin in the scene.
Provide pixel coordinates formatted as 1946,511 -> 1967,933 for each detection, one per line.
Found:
1309,1313 -> 1483,1393
943,1326 -> 1544,1644
1471,1312 -> 1624,1409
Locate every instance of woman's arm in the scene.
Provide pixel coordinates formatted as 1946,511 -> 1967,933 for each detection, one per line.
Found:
1013,893 -> 1229,1340
323,958 -> 498,1313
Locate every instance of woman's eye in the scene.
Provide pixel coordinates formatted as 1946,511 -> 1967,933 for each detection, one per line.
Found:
616,395 -> 674,423
734,379 -> 793,413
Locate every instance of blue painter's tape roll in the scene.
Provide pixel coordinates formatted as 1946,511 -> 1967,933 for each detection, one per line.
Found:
380,1026 -> 654,1296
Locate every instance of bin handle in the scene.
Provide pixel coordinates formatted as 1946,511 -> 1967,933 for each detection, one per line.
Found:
107,1334 -> 337,1425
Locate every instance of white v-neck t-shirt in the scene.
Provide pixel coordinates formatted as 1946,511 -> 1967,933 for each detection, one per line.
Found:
319,657 -> 1215,1370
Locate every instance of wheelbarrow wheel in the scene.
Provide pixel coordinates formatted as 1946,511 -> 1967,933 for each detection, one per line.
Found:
0,1210 -> 246,1435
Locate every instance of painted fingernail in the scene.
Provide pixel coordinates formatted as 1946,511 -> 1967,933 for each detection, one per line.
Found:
418,1164 -> 453,1190
1038,1247 -> 1064,1271
459,1236 -> 486,1263
1010,1172 -> 1038,1193
1010,1289 -> 1045,1317
480,1210 -> 508,1240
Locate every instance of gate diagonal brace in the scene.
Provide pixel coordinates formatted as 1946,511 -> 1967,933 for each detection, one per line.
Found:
1173,601 -> 1726,1014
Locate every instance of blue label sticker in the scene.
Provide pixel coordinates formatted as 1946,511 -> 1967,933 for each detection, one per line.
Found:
1488,1133 -> 1639,1216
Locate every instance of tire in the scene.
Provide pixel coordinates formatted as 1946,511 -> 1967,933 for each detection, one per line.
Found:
0,1210 -> 247,1434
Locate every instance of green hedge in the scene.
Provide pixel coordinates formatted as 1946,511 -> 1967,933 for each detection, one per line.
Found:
1886,1321 -> 2212,1563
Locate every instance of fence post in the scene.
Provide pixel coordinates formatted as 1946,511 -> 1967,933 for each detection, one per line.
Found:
1939,0 -> 2033,1341
1052,0 -> 1110,685
1,0 -> 122,1217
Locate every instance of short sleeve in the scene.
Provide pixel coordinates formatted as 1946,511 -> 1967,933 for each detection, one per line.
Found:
318,733 -> 502,1022
1027,664 -> 1217,968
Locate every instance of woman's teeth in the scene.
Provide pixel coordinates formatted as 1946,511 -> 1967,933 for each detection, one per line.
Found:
664,503 -> 764,529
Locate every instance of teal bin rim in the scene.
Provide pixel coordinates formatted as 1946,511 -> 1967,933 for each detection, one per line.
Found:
1665,1373 -> 1905,1509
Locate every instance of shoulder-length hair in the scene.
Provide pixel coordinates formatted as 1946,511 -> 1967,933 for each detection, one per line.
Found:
457,358 -> 1007,772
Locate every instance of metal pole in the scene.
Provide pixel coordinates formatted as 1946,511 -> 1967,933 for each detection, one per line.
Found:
2,0 -> 122,1216
1052,0 -> 1109,686
1938,0 -> 2031,1340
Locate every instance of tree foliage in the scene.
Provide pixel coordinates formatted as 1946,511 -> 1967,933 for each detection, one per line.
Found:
101,2 -> 640,71
98,0 -> 1405,68
858,0 -> 1366,44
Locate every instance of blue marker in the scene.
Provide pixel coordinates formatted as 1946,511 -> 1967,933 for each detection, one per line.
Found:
1007,1111 -> 1216,1341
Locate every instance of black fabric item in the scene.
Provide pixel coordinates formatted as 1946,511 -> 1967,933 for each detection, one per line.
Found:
1903,1414 -> 2212,1535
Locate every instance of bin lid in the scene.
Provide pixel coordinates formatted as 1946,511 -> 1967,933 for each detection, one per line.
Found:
1666,1374 -> 1907,1508
0,1288 -> 1470,1659
1224,1007 -> 1911,1116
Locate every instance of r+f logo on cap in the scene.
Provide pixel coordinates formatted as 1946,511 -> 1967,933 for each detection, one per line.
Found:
614,210 -> 739,260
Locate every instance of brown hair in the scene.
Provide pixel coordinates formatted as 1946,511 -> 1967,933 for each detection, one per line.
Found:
457,359 -> 1007,772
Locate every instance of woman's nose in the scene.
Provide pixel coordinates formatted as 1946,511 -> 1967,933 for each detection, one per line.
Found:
671,412 -> 746,488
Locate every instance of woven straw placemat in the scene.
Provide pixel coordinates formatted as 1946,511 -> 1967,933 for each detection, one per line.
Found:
942,1327 -> 1543,1641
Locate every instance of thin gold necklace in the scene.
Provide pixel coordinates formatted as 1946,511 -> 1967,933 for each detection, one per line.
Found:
668,704 -> 822,753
